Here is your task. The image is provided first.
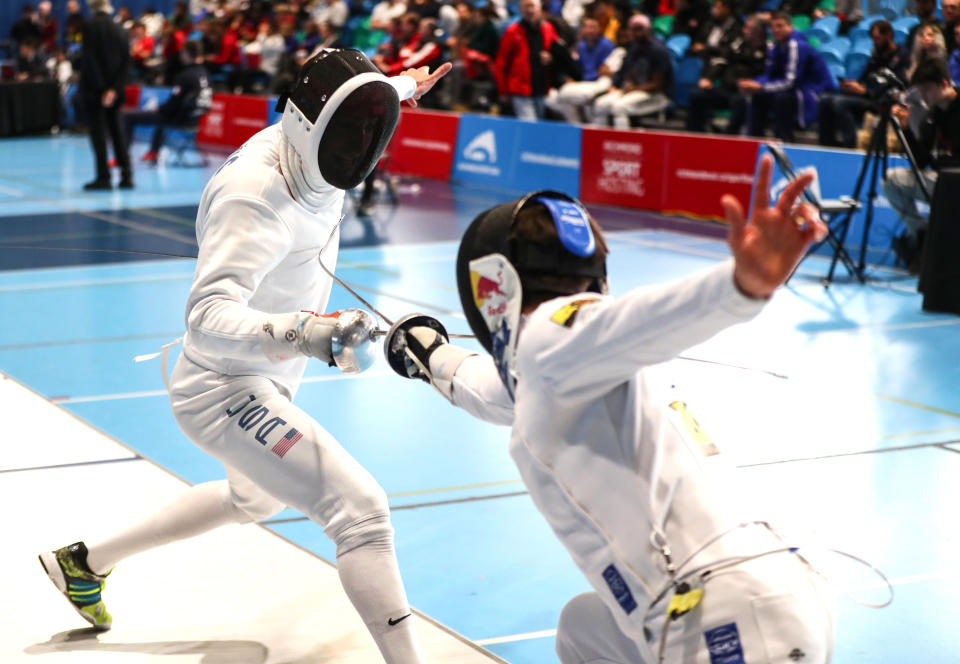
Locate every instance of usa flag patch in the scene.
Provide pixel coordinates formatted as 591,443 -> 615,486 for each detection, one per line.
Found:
272,428 -> 303,458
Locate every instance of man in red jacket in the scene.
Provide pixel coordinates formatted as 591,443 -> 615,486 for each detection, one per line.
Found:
495,0 -> 557,120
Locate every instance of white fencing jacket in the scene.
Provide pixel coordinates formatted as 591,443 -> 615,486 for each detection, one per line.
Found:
451,260 -> 780,644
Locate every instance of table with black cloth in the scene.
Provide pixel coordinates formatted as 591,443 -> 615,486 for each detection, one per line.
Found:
0,80 -> 60,136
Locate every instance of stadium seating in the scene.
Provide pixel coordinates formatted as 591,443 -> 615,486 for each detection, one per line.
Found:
817,36 -> 851,66
673,56 -> 703,107
666,33 -> 691,59
807,15 -> 841,44
849,14 -> 885,41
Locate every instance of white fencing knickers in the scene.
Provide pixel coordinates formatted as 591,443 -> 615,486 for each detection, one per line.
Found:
168,352 -> 390,543
556,553 -> 837,664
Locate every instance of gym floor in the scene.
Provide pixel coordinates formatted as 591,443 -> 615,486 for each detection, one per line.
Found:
1,135 -> 958,663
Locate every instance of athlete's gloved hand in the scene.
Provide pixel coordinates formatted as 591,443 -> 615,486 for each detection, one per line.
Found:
384,314 -> 476,401
259,309 -> 379,374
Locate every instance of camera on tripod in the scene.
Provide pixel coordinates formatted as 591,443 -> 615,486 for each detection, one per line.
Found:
865,67 -> 907,107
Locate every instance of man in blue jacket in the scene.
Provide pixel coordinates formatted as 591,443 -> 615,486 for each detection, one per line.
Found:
736,12 -> 835,142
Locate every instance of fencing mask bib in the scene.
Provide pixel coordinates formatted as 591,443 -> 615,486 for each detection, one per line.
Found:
278,49 -> 401,191
456,191 -> 608,397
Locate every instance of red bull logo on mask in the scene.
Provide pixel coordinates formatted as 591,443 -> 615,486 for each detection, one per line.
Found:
471,270 -> 507,309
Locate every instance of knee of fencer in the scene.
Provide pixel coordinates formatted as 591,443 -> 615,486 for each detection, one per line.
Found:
332,512 -> 395,558
325,482 -> 391,554
555,593 -> 605,664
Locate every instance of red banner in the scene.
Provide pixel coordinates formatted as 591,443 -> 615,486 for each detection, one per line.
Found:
384,109 -> 460,180
579,128 -> 667,211
661,133 -> 760,220
198,93 -> 268,148
123,85 -> 140,110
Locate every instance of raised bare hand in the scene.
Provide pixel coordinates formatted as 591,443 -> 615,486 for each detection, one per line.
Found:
401,62 -> 454,108
721,154 -> 828,299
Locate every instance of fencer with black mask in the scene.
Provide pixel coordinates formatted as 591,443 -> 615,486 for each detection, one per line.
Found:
39,49 -> 451,663
386,159 -> 843,663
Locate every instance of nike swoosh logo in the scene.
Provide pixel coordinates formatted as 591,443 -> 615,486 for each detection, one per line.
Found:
387,613 -> 412,626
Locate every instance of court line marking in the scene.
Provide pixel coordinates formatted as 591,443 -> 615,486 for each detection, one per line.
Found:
880,426 -> 960,440
0,272 -> 194,294
937,444 -> 960,455
738,439 -> 960,467
874,393 -> 960,420
0,456 -> 141,474
0,332 -> 185,352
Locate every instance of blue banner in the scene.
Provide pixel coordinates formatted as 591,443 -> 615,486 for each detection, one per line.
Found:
759,145 -> 921,269
267,96 -> 283,127
452,115 -> 581,197
137,86 -> 172,111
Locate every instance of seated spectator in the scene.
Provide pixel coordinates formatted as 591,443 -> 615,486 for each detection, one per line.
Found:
409,0 -> 442,20
441,1 -> 500,109
688,0 -> 741,60
942,0 -> 960,53
735,11 -> 835,141
593,0 -> 621,44
122,41 -> 211,165
686,14 -> 767,133
372,12 -> 444,76
779,0 -> 818,19
882,58 -> 959,271
312,0 -> 350,32
547,16 -> 616,122
370,0 -> 408,31
592,13 -> 673,128
907,23 -> 947,83
16,37 -> 48,80
905,0 -> 941,54
672,0 -> 711,40
37,1 -> 57,54
163,16 -> 193,84
494,0 -> 559,120
10,4 -> 41,48
818,20 -> 907,147
130,21 -> 157,81
951,24 -> 960,84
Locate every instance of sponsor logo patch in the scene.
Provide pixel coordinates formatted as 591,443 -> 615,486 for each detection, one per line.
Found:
550,299 -> 597,328
668,401 -> 719,456
704,623 -> 745,664
602,564 -> 637,614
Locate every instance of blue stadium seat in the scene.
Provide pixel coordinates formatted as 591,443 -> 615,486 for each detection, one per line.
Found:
673,56 -> 703,107
851,35 -> 874,54
892,16 -> 920,46
807,15 -> 841,44
666,34 -> 691,59
879,0 -> 908,20
845,51 -> 870,80
817,38 -> 851,66
826,61 -> 846,85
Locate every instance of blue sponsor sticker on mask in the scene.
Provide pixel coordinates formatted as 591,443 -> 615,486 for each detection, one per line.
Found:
704,623 -> 746,664
602,564 -> 637,614
536,196 -> 595,257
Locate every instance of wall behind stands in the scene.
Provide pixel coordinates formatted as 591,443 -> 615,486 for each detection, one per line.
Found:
130,85 -> 905,267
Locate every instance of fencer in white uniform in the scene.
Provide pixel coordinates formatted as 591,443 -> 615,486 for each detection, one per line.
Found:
385,158 -> 837,663
39,49 -> 451,664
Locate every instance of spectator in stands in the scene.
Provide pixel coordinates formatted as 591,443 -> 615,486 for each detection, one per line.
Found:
373,12 -> 444,76
495,0 -> 558,120
907,23 -> 947,82
736,12 -> 835,141
779,0 -> 818,19
882,58 -> 959,271
686,14 -> 767,133
818,19 -> 907,147
951,25 -> 960,84
592,13 -> 673,128
312,0 -> 350,32
370,0 -> 408,31
15,37 -> 48,80
36,1 -> 57,54
10,5 -> 41,47
547,16 -> 615,122
905,0 -> 941,55
941,0 -> 960,53
687,0 -> 741,60
163,17 -> 193,84
141,7 -> 165,40
130,21 -> 157,81
65,0 -> 85,48
409,0 -> 442,20
115,6 -> 134,30
205,14 -> 241,76
80,0 -> 133,190
122,40 -> 211,165
671,0 -> 711,40
593,0 -> 621,44
441,1 -> 501,109
314,20 -> 346,50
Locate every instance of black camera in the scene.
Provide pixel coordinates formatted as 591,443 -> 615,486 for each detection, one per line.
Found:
865,67 -> 906,105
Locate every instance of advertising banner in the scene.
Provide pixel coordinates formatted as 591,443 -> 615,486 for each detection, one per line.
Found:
760,144 -> 912,268
197,94 -> 268,148
386,109 -> 460,180
579,128 -> 667,210
453,115 -> 582,195
662,134 -> 761,220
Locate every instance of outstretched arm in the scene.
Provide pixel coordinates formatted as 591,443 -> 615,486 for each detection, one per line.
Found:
398,61 -> 454,107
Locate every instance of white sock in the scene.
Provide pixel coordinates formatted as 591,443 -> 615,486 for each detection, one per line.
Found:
85,480 -> 247,575
336,519 -> 424,664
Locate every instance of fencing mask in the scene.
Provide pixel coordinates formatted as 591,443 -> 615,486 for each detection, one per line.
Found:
455,191 -> 608,398
277,49 -> 402,191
